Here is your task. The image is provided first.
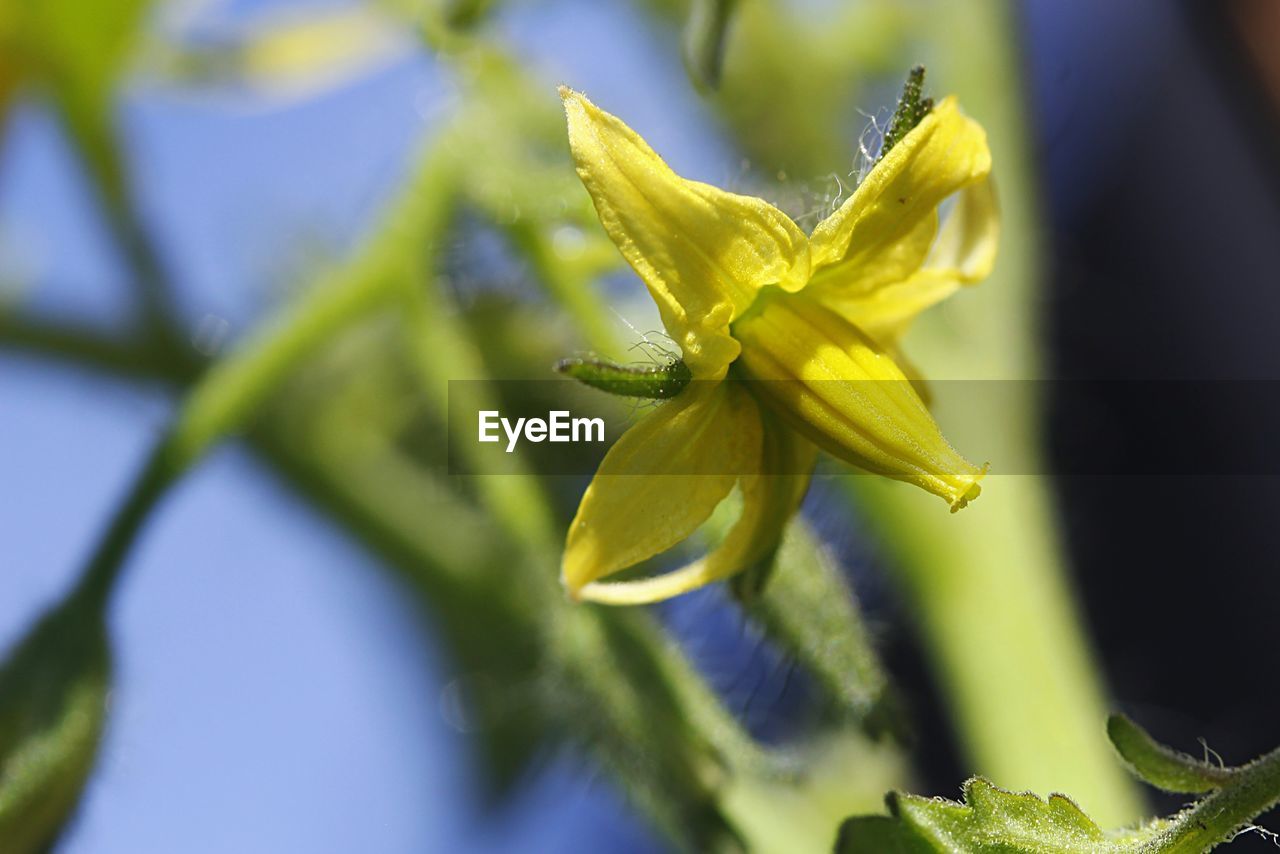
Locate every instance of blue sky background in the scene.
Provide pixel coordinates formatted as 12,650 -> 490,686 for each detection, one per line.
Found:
0,0 -> 1167,851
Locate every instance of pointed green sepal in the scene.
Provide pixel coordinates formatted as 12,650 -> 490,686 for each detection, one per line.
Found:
555,356 -> 692,399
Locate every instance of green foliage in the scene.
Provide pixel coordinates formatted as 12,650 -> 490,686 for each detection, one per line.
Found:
0,592 -> 110,853
837,715 -> 1280,853
1107,714 -> 1232,794
839,779 -> 1169,853
4,0 -> 151,116
441,0 -> 498,29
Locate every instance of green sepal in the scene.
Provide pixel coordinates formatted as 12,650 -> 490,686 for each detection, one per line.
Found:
555,356 -> 692,399
878,65 -> 933,163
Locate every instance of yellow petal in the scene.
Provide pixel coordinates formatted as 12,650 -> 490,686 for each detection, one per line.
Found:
578,417 -> 815,605
733,290 -> 985,509
822,176 -> 999,343
561,87 -> 810,379
807,97 -> 991,299
562,381 -> 762,597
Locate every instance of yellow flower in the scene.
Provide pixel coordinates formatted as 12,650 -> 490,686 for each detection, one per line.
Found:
559,86 -> 998,605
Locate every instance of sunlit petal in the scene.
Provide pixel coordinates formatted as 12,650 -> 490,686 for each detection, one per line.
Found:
578,418 -> 815,604
562,380 -> 762,597
822,176 -> 999,342
807,97 -> 991,299
733,290 -> 985,510
562,87 -> 810,379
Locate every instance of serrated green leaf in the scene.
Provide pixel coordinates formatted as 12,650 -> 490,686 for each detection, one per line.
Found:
895,779 -> 1169,852
837,715 -> 1280,854
1107,714 -> 1231,794
0,592 -> 111,853
838,778 -> 1170,854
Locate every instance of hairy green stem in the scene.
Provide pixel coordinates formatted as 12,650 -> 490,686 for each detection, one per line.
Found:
1155,746 -> 1280,852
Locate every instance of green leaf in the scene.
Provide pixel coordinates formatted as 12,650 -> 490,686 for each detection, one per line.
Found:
838,779 -> 1169,854
836,716 -> 1280,854
0,592 -> 111,853
1107,714 -> 1231,794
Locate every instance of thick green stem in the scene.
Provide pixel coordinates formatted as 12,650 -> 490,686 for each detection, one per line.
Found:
845,0 -> 1141,826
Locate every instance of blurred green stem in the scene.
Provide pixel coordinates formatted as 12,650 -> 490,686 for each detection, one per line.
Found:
0,315 -> 195,382
394,149 -> 562,557
164,139 -> 456,467
503,219 -> 620,355
74,439 -> 177,608
58,104 -> 192,364
39,127 -> 461,608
